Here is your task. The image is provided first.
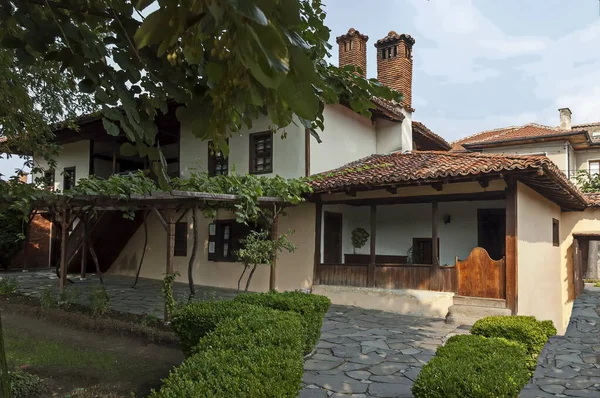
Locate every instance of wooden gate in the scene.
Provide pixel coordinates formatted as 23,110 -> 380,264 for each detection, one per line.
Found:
456,247 -> 505,299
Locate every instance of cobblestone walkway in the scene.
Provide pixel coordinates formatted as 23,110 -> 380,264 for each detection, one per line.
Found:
300,306 -> 470,398
521,284 -> 600,398
3,270 -> 235,317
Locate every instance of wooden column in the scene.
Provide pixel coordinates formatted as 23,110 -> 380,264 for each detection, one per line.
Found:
80,229 -> 88,279
112,143 -> 118,174
505,179 -> 518,314
269,215 -> 280,291
313,201 -> 322,286
166,215 -> 175,276
368,204 -> 377,287
59,208 -> 69,290
431,201 -> 440,290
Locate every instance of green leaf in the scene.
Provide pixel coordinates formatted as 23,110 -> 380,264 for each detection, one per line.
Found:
206,62 -> 224,83
102,118 -> 121,136
120,142 -> 138,157
78,78 -> 96,93
1,36 -> 24,49
134,11 -> 166,49
226,0 -> 268,25
134,0 -> 155,11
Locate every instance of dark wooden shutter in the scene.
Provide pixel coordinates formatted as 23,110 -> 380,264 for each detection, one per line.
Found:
208,222 -> 217,261
174,222 -> 188,256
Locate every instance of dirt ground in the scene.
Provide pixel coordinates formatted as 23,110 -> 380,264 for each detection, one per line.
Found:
3,312 -> 185,397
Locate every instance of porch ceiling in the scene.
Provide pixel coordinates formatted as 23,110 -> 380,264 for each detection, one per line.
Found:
309,151 -> 589,211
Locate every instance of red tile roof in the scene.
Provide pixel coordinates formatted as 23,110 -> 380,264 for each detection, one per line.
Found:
412,121 -> 451,151
309,151 -> 588,210
452,123 -> 588,150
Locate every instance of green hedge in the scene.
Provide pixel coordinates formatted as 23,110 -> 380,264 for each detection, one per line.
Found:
234,291 -> 331,354
152,307 -> 304,398
412,335 -> 531,398
171,300 -> 256,356
9,370 -> 44,398
471,315 -> 555,356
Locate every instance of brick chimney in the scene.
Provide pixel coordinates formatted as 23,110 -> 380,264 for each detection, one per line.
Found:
559,108 -> 572,130
336,28 -> 369,77
374,31 -> 415,110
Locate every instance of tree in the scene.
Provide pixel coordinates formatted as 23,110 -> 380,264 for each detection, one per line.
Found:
0,314 -> 10,398
0,0 -> 401,186
236,229 -> 296,292
575,170 -> 600,193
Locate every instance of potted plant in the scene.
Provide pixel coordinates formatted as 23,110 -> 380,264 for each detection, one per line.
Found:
351,227 -> 370,254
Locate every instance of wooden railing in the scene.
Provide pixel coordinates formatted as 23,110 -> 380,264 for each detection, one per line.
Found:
317,263 -> 457,292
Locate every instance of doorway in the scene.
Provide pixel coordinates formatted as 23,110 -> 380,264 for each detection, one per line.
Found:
323,211 -> 343,263
478,209 -> 506,260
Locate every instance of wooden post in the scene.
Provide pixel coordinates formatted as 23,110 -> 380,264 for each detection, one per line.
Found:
431,201 -> 440,290
59,208 -> 69,290
80,228 -> 88,279
368,204 -> 377,287
112,143 -> 118,174
505,179 -> 518,314
165,212 -> 175,321
313,201 -> 322,286
0,314 -> 10,398
269,215 -> 279,291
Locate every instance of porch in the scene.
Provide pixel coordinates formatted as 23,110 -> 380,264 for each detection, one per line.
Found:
312,188 -> 518,317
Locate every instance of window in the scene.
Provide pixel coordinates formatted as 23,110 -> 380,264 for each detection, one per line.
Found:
249,132 -> 273,174
43,170 -> 55,191
207,220 -> 252,262
589,160 -> 600,176
393,45 -> 397,57
381,48 -> 386,59
174,222 -> 188,256
344,42 -> 348,52
63,167 -> 76,191
552,218 -> 559,247
208,142 -> 228,176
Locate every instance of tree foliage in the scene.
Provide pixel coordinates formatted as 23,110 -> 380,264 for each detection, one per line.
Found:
0,0 -> 401,186
575,170 -> 600,193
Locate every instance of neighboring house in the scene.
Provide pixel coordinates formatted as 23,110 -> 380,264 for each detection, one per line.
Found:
21,28 -> 600,334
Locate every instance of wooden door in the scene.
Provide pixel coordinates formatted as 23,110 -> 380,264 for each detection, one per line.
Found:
573,239 -> 584,298
478,209 -> 506,260
323,212 -> 343,263
456,247 -> 505,299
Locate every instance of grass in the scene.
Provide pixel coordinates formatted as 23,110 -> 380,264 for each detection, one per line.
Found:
5,327 -> 122,377
595,282 -> 600,288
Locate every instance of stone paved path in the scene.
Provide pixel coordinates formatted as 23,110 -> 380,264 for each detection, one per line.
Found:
300,306 -> 470,398
521,284 -> 600,398
3,270 -> 235,318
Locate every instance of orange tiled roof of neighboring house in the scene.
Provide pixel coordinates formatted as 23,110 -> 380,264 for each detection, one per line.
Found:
584,192 -> 600,206
412,121 -> 451,151
451,123 -> 589,151
309,151 -> 588,210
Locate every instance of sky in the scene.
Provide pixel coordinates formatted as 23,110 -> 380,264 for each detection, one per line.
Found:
2,0 -> 599,178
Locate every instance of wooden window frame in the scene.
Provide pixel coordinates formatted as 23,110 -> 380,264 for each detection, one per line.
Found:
43,170 -> 55,191
174,222 -> 188,257
208,141 -> 228,177
588,160 -> 600,175
207,220 -> 253,262
249,131 -> 273,175
552,218 -> 559,247
63,167 -> 76,191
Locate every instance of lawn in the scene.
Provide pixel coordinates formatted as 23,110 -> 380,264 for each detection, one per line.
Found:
3,312 -> 184,397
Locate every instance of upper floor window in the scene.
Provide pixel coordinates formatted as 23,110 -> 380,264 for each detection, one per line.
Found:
43,170 -> 55,191
249,132 -> 273,174
63,167 -> 76,191
589,160 -> 600,176
208,142 -> 228,176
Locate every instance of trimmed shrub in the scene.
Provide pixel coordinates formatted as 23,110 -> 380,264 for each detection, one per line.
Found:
150,345 -> 303,398
194,308 -> 304,354
412,335 -> 530,398
539,320 -> 558,339
152,306 -> 305,398
471,315 -> 553,356
171,300 -> 255,356
9,370 -> 44,398
234,291 -> 331,353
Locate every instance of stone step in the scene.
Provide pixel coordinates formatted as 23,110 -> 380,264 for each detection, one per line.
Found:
453,295 -> 507,308
445,303 -> 512,325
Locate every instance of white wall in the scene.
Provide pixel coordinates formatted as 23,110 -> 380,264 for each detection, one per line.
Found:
482,141 -> 569,173
517,183 -> 565,332
179,114 -> 305,179
575,149 -> 600,174
322,200 -> 505,266
310,104 -> 376,174
34,140 -> 90,191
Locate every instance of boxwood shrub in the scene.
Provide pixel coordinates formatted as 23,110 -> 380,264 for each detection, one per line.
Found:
234,291 -> 331,353
412,335 -> 531,398
471,315 -> 554,356
152,306 -> 304,398
9,370 -> 44,398
171,300 -> 256,356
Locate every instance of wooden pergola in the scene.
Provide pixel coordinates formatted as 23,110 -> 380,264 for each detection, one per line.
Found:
32,190 -> 288,318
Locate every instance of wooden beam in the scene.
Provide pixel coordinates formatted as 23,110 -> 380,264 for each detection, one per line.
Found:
431,182 -> 443,192
175,208 -> 190,224
431,201 -> 440,290
269,215 -> 279,291
368,204 -> 377,287
385,186 -> 398,195
324,191 -> 506,206
153,208 -> 168,230
80,227 -> 88,279
59,208 -> 69,290
313,201 -> 322,286
345,189 -> 357,197
478,179 -> 490,188
505,178 -> 518,314
304,128 -> 311,177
